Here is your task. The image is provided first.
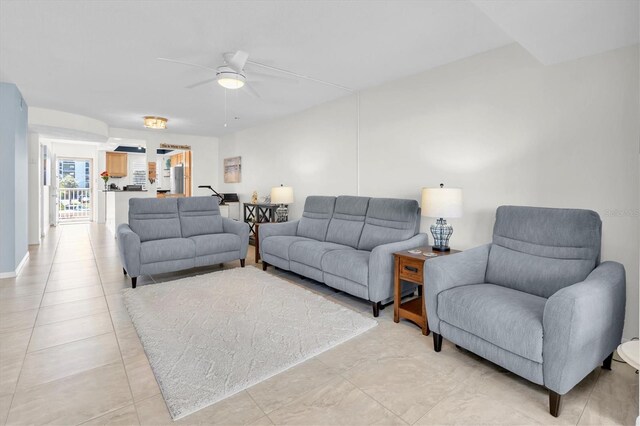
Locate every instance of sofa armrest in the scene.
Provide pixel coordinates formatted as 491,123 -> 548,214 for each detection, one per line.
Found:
116,224 -> 141,277
543,261 -> 626,395
424,244 -> 491,334
222,218 -> 250,258
368,233 -> 429,303
258,220 -> 300,248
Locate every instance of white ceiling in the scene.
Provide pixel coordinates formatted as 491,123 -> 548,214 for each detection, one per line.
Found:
0,1 -> 637,138
472,0 -> 640,65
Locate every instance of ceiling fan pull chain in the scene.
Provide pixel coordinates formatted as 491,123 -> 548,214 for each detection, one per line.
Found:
224,88 -> 228,128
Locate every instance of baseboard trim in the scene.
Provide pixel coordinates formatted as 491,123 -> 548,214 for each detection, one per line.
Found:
0,251 -> 30,278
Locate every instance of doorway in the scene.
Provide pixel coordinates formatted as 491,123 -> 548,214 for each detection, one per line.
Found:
156,149 -> 192,198
57,157 -> 93,222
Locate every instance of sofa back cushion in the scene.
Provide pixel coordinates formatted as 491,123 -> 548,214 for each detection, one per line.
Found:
296,196 -> 336,241
128,198 -> 182,242
486,205 -> 601,298
177,197 -> 223,238
325,196 -> 370,248
357,198 -> 420,251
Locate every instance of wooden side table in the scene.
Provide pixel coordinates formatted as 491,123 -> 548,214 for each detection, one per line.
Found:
254,222 -> 262,263
393,246 -> 461,335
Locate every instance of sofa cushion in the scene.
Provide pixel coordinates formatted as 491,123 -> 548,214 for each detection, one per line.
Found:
129,198 -> 182,242
486,206 -> 601,298
296,196 -> 336,241
438,283 -> 546,363
289,240 -> 353,269
262,236 -> 312,261
190,233 -> 241,257
321,249 -> 370,286
140,238 -> 195,264
177,197 -> 223,238
325,196 -> 370,248
357,198 -> 420,251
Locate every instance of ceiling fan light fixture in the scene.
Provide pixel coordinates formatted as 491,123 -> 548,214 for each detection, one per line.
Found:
217,70 -> 245,89
143,116 -> 168,130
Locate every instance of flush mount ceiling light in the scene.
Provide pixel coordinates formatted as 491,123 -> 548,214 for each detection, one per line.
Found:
143,116 -> 168,129
216,67 -> 245,89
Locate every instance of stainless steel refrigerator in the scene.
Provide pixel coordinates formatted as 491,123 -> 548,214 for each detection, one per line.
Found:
170,165 -> 184,194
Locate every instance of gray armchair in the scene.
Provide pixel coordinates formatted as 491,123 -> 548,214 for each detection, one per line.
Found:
424,206 -> 625,417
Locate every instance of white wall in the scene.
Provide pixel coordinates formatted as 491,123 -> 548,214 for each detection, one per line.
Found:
109,128 -> 219,197
27,132 -> 40,244
218,44 -> 639,340
218,95 -> 359,218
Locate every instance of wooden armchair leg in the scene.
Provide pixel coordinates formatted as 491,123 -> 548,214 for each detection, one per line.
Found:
262,261 -> 268,271
371,301 -> 380,317
549,390 -> 562,417
240,259 -> 245,267
602,352 -> 614,370
131,277 -> 137,289
433,333 -> 443,352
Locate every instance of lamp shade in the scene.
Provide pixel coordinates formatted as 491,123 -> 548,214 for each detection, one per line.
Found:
421,186 -> 462,218
271,186 -> 294,204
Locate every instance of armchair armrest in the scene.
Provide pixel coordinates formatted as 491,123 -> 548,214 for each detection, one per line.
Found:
368,233 -> 429,303
424,244 -> 491,334
222,218 -> 250,258
543,261 -> 626,395
116,224 -> 141,277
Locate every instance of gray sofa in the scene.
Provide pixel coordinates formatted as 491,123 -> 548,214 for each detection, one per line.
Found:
117,197 -> 250,288
259,195 -> 428,316
424,205 -> 626,417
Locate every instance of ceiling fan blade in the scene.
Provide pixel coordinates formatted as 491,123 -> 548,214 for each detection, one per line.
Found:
186,77 -> 218,89
249,69 -> 298,84
247,59 -> 354,92
157,57 -> 218,73
244,82 -> 261,99
226,50 -> 249,73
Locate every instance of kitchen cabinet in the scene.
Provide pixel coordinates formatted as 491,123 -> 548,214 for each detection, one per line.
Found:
106,152 -> 128,177
170,153 -> 184,167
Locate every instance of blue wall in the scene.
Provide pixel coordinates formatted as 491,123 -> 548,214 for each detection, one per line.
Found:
0,83 -> 29,274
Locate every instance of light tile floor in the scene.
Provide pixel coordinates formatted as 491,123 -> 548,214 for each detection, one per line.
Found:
0,223 -> 637,425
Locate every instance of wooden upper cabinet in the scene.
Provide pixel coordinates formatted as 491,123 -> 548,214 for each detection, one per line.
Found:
106,152 -> 128,177
170,153 -> 184,167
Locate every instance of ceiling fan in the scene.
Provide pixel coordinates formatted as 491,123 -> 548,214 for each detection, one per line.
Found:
157,50 -> 353,98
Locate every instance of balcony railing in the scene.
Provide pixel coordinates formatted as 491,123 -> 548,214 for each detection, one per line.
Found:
58,188 -> 92,221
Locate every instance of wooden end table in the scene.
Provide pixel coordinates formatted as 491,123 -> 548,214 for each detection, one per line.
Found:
254,222 -> 262,263
393,246 -> 461,335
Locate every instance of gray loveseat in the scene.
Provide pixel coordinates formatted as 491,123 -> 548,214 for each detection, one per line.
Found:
117,197 -> 250,288
424,205 -> 626,417
259,195 -> 428,316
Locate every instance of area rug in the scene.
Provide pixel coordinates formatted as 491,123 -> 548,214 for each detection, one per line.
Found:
122,267 -> 377,420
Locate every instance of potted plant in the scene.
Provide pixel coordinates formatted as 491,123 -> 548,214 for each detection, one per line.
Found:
100,170 -> 110,190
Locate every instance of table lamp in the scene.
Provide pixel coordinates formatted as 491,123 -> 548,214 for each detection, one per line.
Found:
421,183 -> 463,251
271,184 -> 294,222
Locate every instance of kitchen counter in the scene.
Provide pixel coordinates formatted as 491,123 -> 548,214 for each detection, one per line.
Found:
101,190 -> 148,192
105,190 -> 155,236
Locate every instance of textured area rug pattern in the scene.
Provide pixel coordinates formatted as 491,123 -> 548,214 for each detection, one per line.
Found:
123,267 -> 377,419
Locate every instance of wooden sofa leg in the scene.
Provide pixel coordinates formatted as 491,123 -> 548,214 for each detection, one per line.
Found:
372,301 -> 380,317
549,390 -> 562,417
433,333 -> 443,352
602,352 -> 614,370
240,259 -> 245,267
131,277 -> 137,289
262,261 -> 268,271
123,268 -> 127,276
